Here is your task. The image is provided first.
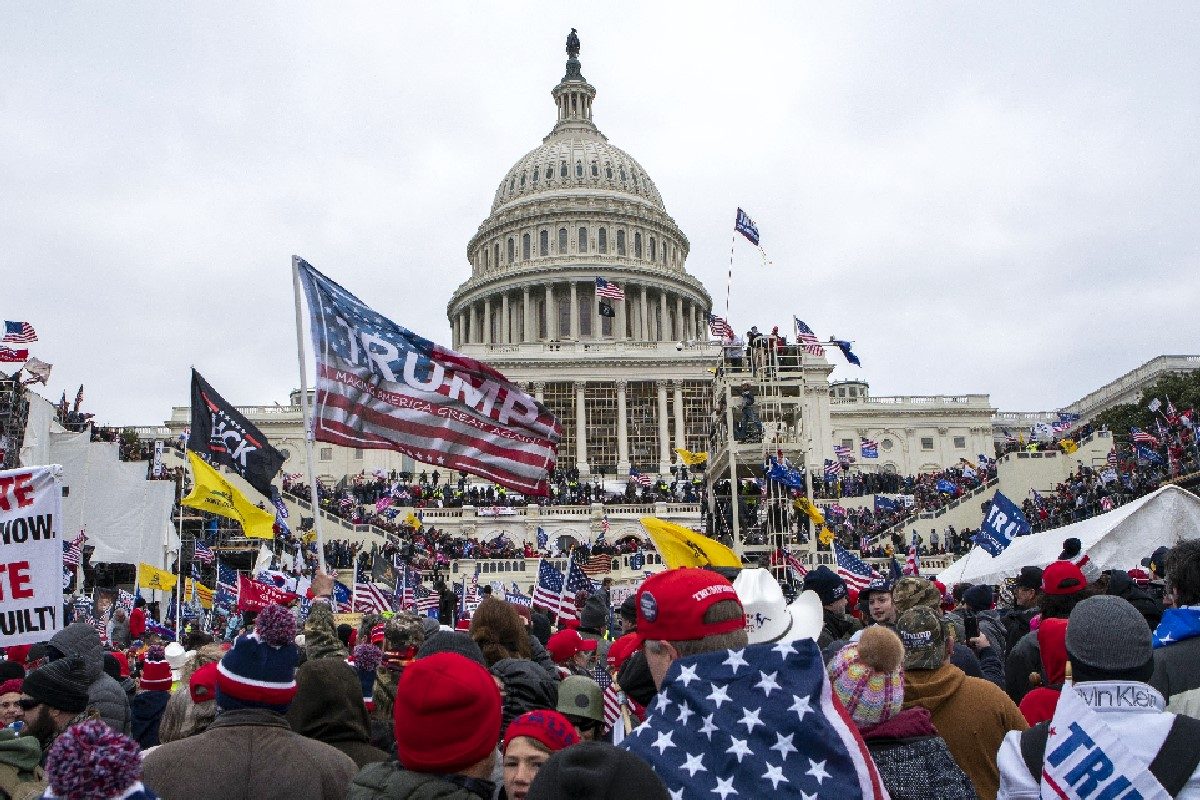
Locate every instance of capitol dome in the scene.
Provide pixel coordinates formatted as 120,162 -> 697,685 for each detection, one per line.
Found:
448,39 -> 710,352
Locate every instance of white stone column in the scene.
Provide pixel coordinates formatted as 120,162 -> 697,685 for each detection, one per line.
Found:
569,281 -> 580,340
533,382 -> 545,403
593,285 -> 602,340
482,299 -> 492,345
659,291 -> 669,342
672,380 -> 686,452
574,381 -> 588,474
501,294 -> 510,345
466,305 -> 475,343
522,286 -> 532,344
615,380 -> 630,476
616,292 -> 627,342
545,284 -> 556,340
640,285 -> 649,341
676,296 -> 685,342
656,381 -> 670,475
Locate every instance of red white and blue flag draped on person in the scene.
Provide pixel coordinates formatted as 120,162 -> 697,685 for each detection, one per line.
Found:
295,258 -> 562,496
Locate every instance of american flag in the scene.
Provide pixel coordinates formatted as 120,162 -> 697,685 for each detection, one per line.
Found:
2,321 -> 37,344
1130,427 -> 1160,446
595,277 -> 625,300
296,258 -> 562,497
354,582 -> 393,614
1107,448 -> 1118,466
823,459 -> 840,480
903,543 -> 921,576
194,541 -> 215,564
625,640 -> 887,799
376,496 -> 393,512
708,314 -> 734,340
793,317 -> 825,357
531,561 -> 569,616
62,530 -> 86,568
783,548 -> 807,583
413,584 -> 439,613
599,514 -> 609,539
833,444 -> 852,463
860,438 -> 879,459
833,541 -> 880,590
580,554 -> 612,577
630,468 -> 653,488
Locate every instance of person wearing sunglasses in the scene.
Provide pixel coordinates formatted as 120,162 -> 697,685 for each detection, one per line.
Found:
19,656 -> 92,762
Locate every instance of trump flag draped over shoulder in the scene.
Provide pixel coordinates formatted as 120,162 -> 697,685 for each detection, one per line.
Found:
295,258 -> 561,496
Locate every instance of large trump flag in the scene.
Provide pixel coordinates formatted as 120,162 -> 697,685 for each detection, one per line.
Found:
295,258 -> 561,496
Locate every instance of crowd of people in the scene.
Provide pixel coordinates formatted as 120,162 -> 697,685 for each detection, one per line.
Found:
4,533 -> 1199,799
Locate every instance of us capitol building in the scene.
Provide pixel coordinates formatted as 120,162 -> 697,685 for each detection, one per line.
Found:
156,33 -> 1197,548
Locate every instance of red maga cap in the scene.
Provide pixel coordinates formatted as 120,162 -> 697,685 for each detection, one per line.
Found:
1042,561 -> 1087,596
635,568 -> 744,641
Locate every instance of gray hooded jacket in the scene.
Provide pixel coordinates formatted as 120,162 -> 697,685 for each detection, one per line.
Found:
49,622 -> 131,734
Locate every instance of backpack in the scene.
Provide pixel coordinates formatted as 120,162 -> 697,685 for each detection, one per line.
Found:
0,762 -> 46,800
1019,715 -> 1200,797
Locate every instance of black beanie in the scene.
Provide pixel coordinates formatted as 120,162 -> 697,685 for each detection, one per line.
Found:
414,631 -> 487,667
526,741 -> 668,800
22,656 -> 90,713
618,595 -> 637,624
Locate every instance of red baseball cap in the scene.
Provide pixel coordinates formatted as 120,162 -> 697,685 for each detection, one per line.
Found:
607,632 -> 641,671
635,568 -> 744,641
1042,561 -> 1087,596
546,629 -> 597,663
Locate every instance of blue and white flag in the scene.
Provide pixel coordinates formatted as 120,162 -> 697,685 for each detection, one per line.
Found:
935,478 -> 957,494
630,552 -> 645,571
1152,607 -> 1200,649
624,640 -> 887,799
1135,445 -> 1165,465
734,207 -> 760,246
1042,682 -> 1171,799
295,258 -> 562,496
536,526 -> 548,550
860,439 -> 878,459
830,339 -> 861,367
765,456 -> 805,490
873,495 -> 899,514
972,491 -> 1031,557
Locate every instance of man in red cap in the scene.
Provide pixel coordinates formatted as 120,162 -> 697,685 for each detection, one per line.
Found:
1005,560 -> 1091,704
633,568 -> 748,691
351,651 -> 503,799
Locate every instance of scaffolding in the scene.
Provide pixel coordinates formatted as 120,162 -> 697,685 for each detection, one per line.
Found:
0,373 -> 30,470
704,341 -> 835,584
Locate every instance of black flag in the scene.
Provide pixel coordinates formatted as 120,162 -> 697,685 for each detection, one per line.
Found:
189,369 -> 285,500
598,300 -> 615,318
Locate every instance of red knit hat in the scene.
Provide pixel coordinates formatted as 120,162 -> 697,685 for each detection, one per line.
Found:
108,651 -> 131,678
635,568 -> 743,641
140,647 -> 173,692
393,652 -> 501,774
455,618 -> 472,631
606,633 -> 641,671
0,679 -> 22,697
1042,561 -> 1087,596
4,645 -> 30,666
503,709 -> 581,753
189,662 -> 218,704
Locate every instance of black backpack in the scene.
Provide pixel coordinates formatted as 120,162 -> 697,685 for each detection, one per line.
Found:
1019,715 -> 1200,797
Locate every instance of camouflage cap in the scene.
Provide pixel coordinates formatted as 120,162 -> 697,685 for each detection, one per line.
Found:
896,606 -> 948,671
891,577 -> 942,614
556,675 -> 604,724
382,612 -> 425,653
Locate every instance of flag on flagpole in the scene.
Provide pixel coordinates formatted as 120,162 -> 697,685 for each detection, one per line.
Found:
860,438 -> 879,458
833,541 -> 880,590
734,207 -> 760,246
673,448 -> 708,466
594,277 -> 625,300
830,338 -> 861,367
793,318 -> 825,356
629,468 -> 652,488
190,369 -> 285,500
181,451 -> 277,539
639,517 -> 740,570
2,321 -> 37,343
707,314 -> 734,340
0,347 -> 29,363
295,257 -> 562,496
193,541 -> 216,564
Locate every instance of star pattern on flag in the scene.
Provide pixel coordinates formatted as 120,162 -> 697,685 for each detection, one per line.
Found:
625,640 -> 888,799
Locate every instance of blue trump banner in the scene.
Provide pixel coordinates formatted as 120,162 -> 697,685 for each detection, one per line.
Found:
972,491 -> 1031,556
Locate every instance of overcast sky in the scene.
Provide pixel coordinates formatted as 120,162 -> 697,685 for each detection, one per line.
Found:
4,4 -> 1197,426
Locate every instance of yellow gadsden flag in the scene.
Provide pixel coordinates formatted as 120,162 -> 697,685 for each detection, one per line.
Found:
639,517 -> 740,570
403,511 -> 423,530
138,563 -> 177,592
181,451 -> 276,540
1061,439 -> 1079,455
795,497 -> 825,527
674,448 -> 708,466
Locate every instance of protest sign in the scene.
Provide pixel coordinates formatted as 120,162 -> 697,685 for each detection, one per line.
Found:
0,465 -> 63,645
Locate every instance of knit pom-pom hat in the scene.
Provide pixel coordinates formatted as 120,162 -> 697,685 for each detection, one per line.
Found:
45,719 -> 146,800
352,643 -> 383,711
829,626 -> 906,729
139,645 -> 172,692
216,604 -> 298,713
393,652 -> 501,774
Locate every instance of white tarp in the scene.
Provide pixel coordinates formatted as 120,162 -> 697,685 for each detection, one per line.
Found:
48,430 -> 177,569
937,484 -> 1200,586
18,390 -> 65,468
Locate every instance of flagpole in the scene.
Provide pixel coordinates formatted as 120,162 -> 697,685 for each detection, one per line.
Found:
291,255 -> 329,574
725,230 -> 736,322
175,500 -> 184,639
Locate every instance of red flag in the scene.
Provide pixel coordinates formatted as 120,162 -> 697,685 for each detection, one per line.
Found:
236,574 -> 298,611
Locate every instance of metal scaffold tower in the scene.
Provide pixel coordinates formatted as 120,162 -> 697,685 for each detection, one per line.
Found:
704,339 -> 835,583
0,373 -> 30,470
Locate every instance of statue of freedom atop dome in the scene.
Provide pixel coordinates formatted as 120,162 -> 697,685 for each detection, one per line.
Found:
566,28 -> 580,59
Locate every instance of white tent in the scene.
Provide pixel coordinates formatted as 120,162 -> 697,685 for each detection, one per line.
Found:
937,485 -> 1200,586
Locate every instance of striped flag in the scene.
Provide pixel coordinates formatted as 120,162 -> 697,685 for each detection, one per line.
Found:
833,444 -> 852,463
194,541 -> 215,564
1130,427 -> 1160,446
903,543 -> 921,577
354,582 -> 393,614
580,554 -> 612,577
63,530 -> 86,568
833,541 -> 880,590
594,277 -> 625,300
861,438 -> 879,459
629,468 -> 653,488
1107,449 -> 1118,466
707,314 -> 734,340
783,548 -> 807,583
2,321 -> 37,344
296,258 -> 562,497
412,584 -> 439,613
793,317 -> 825,357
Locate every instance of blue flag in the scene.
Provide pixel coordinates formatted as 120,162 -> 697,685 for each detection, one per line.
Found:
935,478 -> 957,494
332,581 -> 352,610
830,339 -> 861,367
1135,445 -> 1165,465
734,207 -> 760,246
630,551 -> 645,571
874,495 -> 899,514
765,457 -> 805,490
972,491 -> 1031,556
536,526 -> 548,550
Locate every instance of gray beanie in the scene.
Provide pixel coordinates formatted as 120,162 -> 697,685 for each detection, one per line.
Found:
414,631 -> 487,668
1066,595 -> 1152,672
